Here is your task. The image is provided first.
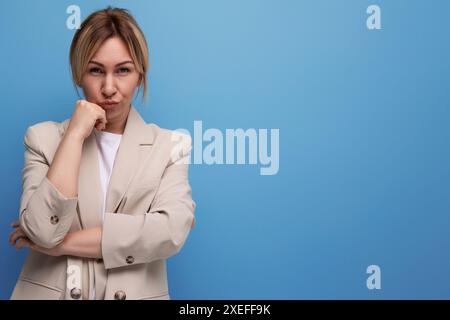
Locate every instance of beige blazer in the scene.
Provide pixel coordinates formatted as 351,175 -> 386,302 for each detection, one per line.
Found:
10,106 -> 196,300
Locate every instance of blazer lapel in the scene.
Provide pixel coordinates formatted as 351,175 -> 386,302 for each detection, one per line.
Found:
105,106 -> 155,214
77,131 -> 103,229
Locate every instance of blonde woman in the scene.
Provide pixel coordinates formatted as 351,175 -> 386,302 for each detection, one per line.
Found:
8,6 -> 196,300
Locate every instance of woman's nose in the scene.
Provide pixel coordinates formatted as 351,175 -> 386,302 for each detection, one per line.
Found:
101,73 -> 117,98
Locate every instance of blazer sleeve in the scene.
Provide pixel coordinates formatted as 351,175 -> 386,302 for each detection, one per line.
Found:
101,136 -> 196,270
19,125 -> 78,249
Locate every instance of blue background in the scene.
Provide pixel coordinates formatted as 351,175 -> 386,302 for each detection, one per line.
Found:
1,0 -> 449,299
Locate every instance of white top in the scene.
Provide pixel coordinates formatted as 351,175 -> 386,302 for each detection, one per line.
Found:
94,128 -> 122,221
91,128 -> 122,299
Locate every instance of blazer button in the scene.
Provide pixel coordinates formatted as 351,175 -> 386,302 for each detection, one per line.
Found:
114,290 -> 126,300
50,215 -> 59,225
126,256 -> 134,264
70,287 -> 81,300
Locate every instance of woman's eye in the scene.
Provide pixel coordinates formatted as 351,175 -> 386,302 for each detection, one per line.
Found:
89,68 -> 103,75
117,67 -> 130,74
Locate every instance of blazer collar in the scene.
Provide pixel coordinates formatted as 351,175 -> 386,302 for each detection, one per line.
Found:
62,106 -> 155,229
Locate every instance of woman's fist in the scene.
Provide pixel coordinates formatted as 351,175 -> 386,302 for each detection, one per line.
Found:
66,100 -> 107,141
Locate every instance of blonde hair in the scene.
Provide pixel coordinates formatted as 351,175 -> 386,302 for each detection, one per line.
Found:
69,6 -> 149,101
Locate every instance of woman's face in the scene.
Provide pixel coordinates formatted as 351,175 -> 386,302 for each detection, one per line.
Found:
81,36 -> 141,125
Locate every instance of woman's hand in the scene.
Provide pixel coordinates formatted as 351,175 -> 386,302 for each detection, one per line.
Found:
66,99 -> 107,141
8,220 -> 64,257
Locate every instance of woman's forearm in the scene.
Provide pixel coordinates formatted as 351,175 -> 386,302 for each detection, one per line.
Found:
47,101 -> 107,198
9,224 -> 103,259
62,227 -> 103,259
46,131 -> 84,198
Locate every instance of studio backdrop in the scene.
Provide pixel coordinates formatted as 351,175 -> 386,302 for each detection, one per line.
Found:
1,0 -> 449,299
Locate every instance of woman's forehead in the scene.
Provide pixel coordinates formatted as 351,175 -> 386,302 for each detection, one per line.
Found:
90,37 -> 133,66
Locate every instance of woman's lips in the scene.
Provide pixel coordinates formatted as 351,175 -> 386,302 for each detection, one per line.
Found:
99,102 -> 119,109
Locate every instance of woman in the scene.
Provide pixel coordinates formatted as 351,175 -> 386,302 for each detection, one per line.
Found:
8,6 -> 196,300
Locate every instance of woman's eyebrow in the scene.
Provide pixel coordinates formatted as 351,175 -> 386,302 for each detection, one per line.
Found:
88,60 -> 134,67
